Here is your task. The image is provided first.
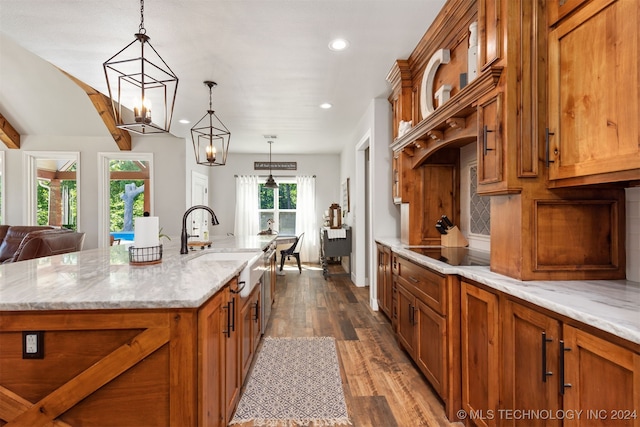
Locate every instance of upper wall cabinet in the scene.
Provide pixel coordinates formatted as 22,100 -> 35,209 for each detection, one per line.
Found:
547,0 -> 640,187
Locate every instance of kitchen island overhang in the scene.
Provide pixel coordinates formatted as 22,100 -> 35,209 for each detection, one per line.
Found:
0,235 -> 276,426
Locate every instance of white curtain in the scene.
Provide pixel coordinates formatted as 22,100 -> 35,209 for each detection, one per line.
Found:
234,175 -> 260,236
296,175 -> 318,263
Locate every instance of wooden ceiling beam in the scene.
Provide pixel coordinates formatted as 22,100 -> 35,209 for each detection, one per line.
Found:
59,69 -> 132,151
0,113 -> 20,149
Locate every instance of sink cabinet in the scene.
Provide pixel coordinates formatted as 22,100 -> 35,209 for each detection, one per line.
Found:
239,284 -> 261,383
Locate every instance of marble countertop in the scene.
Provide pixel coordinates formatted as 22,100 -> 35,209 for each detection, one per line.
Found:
376,237 -> 640,346
0,235 -> 276,311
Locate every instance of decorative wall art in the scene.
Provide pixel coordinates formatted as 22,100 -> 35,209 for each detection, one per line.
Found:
342,178 -> 350,213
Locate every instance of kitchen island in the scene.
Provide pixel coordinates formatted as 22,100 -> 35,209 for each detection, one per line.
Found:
0,235 -> 275,427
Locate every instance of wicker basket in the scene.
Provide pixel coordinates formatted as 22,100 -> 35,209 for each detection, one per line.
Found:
129,245 -> 163,265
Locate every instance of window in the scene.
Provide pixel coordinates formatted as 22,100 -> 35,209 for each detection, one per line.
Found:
24,151 -> 80,230
259,181 -> 297,234
98,153 -> 153,247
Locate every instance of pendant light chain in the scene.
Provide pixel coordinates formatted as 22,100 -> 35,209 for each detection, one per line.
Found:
139,0 -> 146,34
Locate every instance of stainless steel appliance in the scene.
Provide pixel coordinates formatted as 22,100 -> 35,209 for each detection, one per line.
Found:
261,242 -> 276,334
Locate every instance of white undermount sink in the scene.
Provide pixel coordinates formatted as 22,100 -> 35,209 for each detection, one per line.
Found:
198,251 -> 263,297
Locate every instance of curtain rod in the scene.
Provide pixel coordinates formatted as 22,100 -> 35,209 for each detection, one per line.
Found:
234,174 -> 316,178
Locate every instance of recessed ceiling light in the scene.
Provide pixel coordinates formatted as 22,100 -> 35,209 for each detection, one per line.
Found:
320,103 -> 333,109
328,38 -> 349,51
179,119 -> 190,124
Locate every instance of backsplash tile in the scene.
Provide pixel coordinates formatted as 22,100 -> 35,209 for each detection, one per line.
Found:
470,166 -> 490,236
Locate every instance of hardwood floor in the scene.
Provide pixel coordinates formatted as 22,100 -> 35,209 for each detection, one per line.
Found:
246,263 -> 461,427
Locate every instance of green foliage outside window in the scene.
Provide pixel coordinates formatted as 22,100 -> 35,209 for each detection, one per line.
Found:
36,179 -> 77,230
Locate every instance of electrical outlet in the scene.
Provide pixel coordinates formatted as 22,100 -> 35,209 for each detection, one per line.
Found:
22,331 -> 44,359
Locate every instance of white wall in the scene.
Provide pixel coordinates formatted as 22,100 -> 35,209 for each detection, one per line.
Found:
341,98 -> 400,305
0,33 -> 187,249
206,151 -> 341,259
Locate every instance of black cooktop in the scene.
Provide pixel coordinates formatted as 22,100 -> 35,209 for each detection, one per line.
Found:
407,247 -> 490,266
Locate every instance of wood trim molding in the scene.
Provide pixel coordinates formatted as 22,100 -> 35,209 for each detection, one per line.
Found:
0,113 -> 20,149
58,69 -> 132,151
392,66 -> 503,153
3,327 -> 170,426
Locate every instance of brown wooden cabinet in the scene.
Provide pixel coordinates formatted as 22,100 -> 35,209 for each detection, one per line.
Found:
461,281 -> 500,427
0,278 -> 241,427
562,325 -> 640,427
376,243 -> 392,319
239,285 -> 261,383
393,255 -> 461,421
461,278 -> 640,427
477,92 -> 503,188
547,0 -> 589,26
547,0 -> 640,187
502,300 -> 562,427
198,284 -> 227,426
396,281 -> 417,356
415,298 -> 447,397
224,287 -> 241,424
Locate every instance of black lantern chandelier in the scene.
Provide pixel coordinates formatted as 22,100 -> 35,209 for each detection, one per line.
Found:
103,0 -> 179,135
264,140 -> 278,189
191,81 -> 231,166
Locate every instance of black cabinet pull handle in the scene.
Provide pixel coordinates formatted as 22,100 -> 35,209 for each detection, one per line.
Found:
545,128 -> 556,167
542,332 -> 553,382
409,303 -> 414,324
559,340 -> 572,394
229,297 -> 236,332
483,125 -> 495,156
253,301 -> 260,322
408,276 -> 419,284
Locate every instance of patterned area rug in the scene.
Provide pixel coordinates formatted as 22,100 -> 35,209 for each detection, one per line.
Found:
230,337 -> 351,427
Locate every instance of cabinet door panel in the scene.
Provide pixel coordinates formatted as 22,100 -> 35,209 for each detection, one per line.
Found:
198,289 -> 225,426
240,296 -> 253,382
477,93 -> 503,187
548,0 -> 640,183
502,300 -> 561,427
563,325 -> 639,427
461,282 -> 499,427
224,292 -> 241,422
479,0 -> 501,69
416,300 -> 447,398
396,282 -> 416,356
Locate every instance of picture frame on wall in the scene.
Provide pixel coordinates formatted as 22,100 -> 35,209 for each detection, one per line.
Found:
342,178 -> 350,213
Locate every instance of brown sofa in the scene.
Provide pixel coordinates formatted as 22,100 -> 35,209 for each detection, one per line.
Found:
0,225 -> 85,263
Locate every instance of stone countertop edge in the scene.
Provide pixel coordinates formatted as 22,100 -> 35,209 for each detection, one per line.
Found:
0,235 -> 277,312
376,237 -> 640,346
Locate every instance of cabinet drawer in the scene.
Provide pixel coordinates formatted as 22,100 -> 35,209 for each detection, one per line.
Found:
397,257 -> 446,315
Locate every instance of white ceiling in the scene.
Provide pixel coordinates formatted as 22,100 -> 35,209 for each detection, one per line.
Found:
0,0 -> 445,154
